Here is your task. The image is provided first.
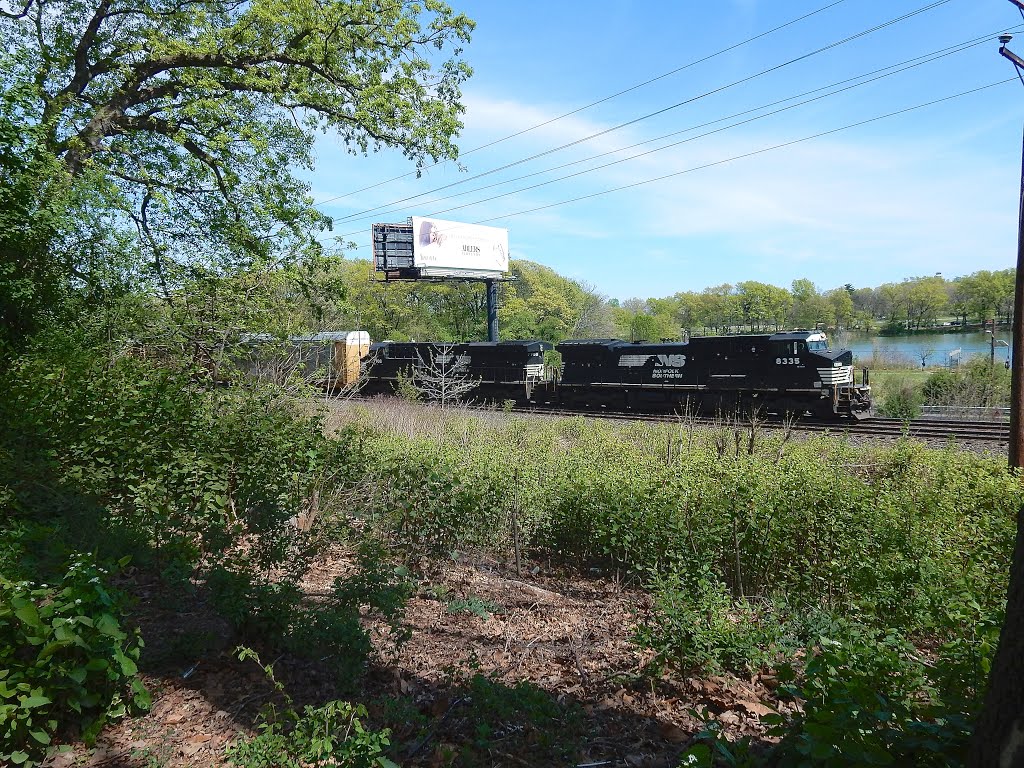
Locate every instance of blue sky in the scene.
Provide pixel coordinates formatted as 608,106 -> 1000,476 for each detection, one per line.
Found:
304,0 -> 1024,302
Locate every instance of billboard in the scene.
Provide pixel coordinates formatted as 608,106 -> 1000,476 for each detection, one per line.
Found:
411,217 -> 508,277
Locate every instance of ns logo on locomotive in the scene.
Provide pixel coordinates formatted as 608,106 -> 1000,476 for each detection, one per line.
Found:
360,330 -> 872,420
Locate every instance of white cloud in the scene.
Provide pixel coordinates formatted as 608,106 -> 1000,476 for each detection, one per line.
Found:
301,85 -> 1021,296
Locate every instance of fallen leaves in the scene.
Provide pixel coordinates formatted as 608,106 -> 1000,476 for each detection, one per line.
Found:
46,557 -> 790,767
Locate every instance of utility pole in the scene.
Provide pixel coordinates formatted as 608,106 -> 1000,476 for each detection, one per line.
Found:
998,32 -> 1024,467
970,18 -> 1024,768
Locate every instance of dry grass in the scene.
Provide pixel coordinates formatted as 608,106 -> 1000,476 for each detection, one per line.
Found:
324,396 -> 538,441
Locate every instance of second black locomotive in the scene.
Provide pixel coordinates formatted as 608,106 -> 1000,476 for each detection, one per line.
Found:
553,331 -> 870,418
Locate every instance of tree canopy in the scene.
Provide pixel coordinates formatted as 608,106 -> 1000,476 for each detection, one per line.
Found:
0,0 -> 474,347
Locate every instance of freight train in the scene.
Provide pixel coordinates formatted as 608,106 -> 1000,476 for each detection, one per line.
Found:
359,330 -> 872,420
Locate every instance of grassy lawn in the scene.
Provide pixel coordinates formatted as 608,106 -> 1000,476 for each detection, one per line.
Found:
869,368 -> 936,388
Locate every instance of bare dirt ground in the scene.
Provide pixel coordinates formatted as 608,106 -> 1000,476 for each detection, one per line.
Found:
41,551 -> 791,768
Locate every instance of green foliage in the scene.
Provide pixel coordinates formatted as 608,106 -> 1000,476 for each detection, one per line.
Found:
2,333 -> 333,575
636,567 -> 780,675
343,400 -> 1018,679
501,260 -> 609,342
465,673 -> 563,726
680,622 -> 991,767
921,356 -> 1011,407
769,629 -> 976,767
457,673 -> 582,761
394,369 -> 421,402
876,375 -> 923,419
344,427 -> 534,556
0,0 -> 475,348
0,555 -> 149,767
225,648 -> 397,768
445,596 -> 502,619
207,540 -> 413,686
293,257 -> 611,346
1,332 -> 417,693
955,269 -> 1015,324
676,719 -> 760,768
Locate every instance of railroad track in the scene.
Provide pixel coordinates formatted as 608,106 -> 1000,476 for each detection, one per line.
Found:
453,403 -> 1011,443
839,417 -> 1008,442
345,396 -> 1010,443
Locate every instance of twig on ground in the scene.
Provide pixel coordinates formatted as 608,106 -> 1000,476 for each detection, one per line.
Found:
405,696 -> 469,759
507,579 -> 565,600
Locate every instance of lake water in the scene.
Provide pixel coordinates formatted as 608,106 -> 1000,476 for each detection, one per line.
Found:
837,331 -> 1013,366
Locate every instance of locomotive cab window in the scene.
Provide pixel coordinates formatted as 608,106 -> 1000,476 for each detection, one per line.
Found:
806,340 -> 829,352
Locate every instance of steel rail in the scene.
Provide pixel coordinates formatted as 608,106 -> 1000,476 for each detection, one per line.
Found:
398,401 -> 1010,443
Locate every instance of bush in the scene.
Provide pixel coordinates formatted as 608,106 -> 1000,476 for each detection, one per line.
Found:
635,567 -> 781,675
0,330 -> 419,738
0,555 -> 149,766
680,625 -> 989,767
769,629 -> 977,766
1,330 -> 367,635
1,330 -> 338,577
877,376 -> 922,419
225,649 -> 397,768
340,400 -> 1019,650
206,540 -> 413,687
921,357 -> 1011,408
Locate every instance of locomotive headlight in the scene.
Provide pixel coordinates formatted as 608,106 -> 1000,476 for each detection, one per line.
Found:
833,361 -> 842,367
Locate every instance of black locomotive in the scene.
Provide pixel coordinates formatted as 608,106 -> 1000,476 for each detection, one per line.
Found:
361,340 -> 552,401
361,331 -> 872,420
554,331 -> 870,418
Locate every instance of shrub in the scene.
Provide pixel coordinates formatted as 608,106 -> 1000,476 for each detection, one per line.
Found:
921,357 -> 1011,408
394,369 -> 420,402
0,555 -> 149,766
768,629 -> 976,767
1,330 -> 338,578
877,376 -> 922,419
341,400 -> 1019,647
206,540 -> 413,687
635,567 -> 780,675
457,673 -> 583,762
2,330 -> 373,637
225,648 -> 397,768
680,625 -> 988,768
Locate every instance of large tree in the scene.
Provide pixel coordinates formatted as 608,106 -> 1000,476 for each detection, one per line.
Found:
0,0 -> 473,346
971,505 -> 1024,768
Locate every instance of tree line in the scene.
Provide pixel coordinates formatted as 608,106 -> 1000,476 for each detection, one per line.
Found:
611,270 -> 1016,342
278,261 -> 1016,346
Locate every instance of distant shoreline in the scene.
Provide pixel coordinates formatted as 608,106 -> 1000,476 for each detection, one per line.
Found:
873,324 -> 1009,337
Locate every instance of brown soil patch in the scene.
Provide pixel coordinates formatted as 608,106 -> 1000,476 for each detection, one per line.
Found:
42,554 -> 787,768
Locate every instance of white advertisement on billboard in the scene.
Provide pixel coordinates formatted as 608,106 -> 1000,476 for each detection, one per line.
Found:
411,217 -> 508,275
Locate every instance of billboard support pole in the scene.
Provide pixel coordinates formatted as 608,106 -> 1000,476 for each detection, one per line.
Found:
486,279 -> 499,342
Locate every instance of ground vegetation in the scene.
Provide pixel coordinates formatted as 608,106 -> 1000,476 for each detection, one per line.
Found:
3,2 -> 1023,764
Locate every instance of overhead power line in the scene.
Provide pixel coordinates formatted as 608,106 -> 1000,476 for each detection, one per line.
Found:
329,0 -> 854,202
469,80 -> 1015,227
328,0 -> 955,225
323,78 -> 1014,250
331,30 -> 1002,235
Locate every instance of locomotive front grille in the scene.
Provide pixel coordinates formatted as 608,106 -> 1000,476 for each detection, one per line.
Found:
817,365 -> 853,385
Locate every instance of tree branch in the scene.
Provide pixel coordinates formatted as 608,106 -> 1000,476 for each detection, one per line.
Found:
134,192 -> 174,307
0,0 -> 34,19
63,0 -> 111,98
